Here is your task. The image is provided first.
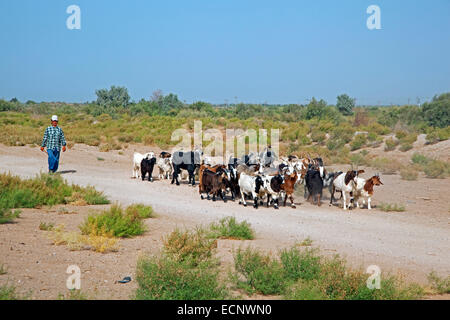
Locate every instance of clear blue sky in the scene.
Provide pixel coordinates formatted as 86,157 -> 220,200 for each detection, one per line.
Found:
1,0 -> 449,105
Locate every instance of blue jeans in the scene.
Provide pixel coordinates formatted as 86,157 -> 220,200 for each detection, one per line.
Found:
47,149 -> 60,173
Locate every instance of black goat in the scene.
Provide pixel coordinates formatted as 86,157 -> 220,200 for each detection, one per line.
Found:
141,157 -> 156,182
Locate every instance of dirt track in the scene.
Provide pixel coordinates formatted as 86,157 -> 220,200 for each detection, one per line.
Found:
0,143 -> 449,290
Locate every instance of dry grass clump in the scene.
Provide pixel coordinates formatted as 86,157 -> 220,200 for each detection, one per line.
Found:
48,224 -> 119,253
378,203 -> 406,212
369,157 -> 403,174
400,167 -> 419,181
163,228 -> 217,266
384,137 -> 399,151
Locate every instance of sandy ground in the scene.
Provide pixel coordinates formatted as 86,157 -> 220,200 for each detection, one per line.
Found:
0,143 -> 449,299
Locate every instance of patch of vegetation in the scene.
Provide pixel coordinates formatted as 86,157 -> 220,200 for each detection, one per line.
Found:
426,127 -> 450,144
299,237 -> 313,247
0,172 -> 109,209
0,206 -> 21,224
423,160 -> 450,179
350,134 -> 367,151
39,221 -> 54,231
79,204 -> 150,238
384,137 -> 399,151
135,225 -> 229,300
378,203 -> 406,212
350,152 -> 369,166
232,247 -> 287,295
400,168 -> 418,181
369,157 -> 403,175
48,224 -> 119,253
411,153 -> 430,166
0,284 -> 28,300
427,271 -> 450,294
231,246 -> 423,299
125,203 -> 155,219
135,255 -> 229,300
208,217 -> 254,240
399,143 -> 413,152
57,290 -> 89,300
163,228 -> 217,266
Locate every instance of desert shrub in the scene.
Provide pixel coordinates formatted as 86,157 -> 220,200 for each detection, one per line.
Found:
399,143 -> 413,152
135,255 -> 229,300
208,217 -> 254,240
411,153 -> 430,166
367,132 -> 378,141
369,157 -> 403,174
79,204 -> 147,238
0,206 -> 20,224
384,138 -> 399,151
280,247 -> 321,282
378,203 -> 406,212
350,134 -> 367,151
39,221 -> 54,231
427,272 -> 450,294
232,247 -> 287,295
326,138 -> 346,151
423,160 -> 450,179
125,204 -> 155,219
163,228 -> 217,266
400,133 -> 417,144
284,280 -> 327,300
0,285 -> 26,300
310,130 -> 326,144
349,153 -> 369,166
233,245 -> 423,299
0,173 -> 108,209
400,168 -> 418,181
395,130 -> 407,140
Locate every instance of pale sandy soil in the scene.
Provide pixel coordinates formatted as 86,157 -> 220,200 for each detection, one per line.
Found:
0,142 -> 449,300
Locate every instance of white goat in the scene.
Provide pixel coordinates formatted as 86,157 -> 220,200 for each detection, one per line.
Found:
132,152 -> 154,179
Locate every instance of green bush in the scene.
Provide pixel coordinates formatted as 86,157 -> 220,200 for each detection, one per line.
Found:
350,134 -> 367,151
0,206 -> 20,224
428,272 -> 450,294
135,255 -> 229,300
280,247 -> 321,282
125,204 -> 155,219
399,143 -> 413,152
310,130 -> 326,144
326,138 -> 346,151
0,173 -> 108,209
233,247 -> 287,295
350,153 -> 369,166
163,228 -> 217,266
0,285 -> 24,300
208,217 -> 254,240
232,245 -> 423,300
423,160 -> 450,179
411,153 -> 430,166
79,204 -> 147,238
384,138 -> 398,151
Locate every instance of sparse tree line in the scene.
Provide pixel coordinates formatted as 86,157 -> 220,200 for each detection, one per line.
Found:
1,87 -> 449,129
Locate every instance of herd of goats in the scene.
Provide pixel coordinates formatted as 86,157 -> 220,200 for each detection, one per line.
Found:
132,148 -> 384,210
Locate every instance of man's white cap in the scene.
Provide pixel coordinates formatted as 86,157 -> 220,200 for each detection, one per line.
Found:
51,115 -> 58,121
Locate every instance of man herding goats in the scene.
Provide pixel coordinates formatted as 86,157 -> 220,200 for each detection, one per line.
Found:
40,115 -> 67,173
